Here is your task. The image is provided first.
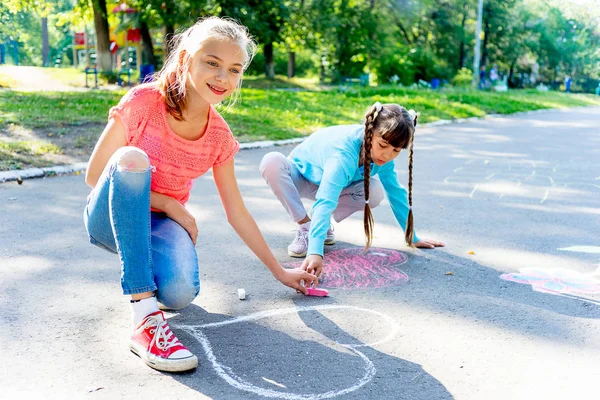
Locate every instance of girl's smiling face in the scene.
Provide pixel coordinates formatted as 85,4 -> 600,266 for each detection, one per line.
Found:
370,134 -> 402,166
186,38 -> 246,105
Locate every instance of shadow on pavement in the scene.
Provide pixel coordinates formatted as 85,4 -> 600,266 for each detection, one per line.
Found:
166,303 -> 454,399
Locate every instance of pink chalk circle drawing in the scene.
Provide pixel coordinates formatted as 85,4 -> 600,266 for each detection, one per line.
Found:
283,247 -> 409,289
500,267 -> 600,296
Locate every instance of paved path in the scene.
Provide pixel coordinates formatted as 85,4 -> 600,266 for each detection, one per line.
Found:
0,65 -> 121,91
2,107 -> 599,399
0,65 -> 75,91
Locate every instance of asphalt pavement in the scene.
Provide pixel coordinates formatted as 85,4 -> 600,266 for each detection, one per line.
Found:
2,107 -> 599,399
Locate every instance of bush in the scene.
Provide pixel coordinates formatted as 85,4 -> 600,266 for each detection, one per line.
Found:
370,45 -> 416,86
452,68 -> 473,87
246,45 -> 317,78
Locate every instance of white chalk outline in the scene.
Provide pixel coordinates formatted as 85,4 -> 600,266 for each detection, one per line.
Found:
177,305 -> 399,399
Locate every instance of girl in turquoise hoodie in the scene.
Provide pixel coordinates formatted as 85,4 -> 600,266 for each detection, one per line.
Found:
259,102 -> 444,277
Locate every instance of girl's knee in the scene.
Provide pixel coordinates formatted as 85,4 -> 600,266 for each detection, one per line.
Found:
370,186 -> 385,208
259,152 -> 286,178
116,147 -> 150,172
156,281 -> 200,310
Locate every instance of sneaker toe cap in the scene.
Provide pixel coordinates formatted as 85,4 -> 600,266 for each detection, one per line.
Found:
169,349 -> 194,360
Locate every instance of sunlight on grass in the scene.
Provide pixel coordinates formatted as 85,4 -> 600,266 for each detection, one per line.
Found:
0,140 -> 62,155
45,67 -> 107,87
242,75 -> 321,90
1,86 -> 599,143
0,72 -> 18,88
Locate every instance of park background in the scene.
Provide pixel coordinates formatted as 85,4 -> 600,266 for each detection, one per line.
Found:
1,0 -> 600,172
2,2 -> 600,398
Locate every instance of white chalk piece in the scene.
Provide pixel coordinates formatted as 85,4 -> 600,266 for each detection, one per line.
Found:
237,288 -> 246,300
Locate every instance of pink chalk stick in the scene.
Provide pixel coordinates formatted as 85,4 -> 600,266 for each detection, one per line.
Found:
306,287 -> 329,297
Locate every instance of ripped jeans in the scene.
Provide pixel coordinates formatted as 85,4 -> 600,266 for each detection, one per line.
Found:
83,147 -> 200,310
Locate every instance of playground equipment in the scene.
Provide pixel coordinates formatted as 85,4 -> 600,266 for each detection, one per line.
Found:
85,66 -> 99,89
48,34 -> 73,67
112,4 -> 142,87
0,40 -> 19,65
73,30 -> 93,68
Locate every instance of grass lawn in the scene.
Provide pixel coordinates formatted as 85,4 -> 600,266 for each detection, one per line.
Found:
1,83 -> 599,170
0,72 -> 17,88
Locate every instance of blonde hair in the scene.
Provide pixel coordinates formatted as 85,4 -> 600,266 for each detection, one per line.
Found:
361,103 -> 418,251
155,16 -> 257,120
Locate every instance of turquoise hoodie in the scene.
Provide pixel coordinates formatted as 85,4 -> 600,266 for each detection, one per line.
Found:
289,124 -> 419,257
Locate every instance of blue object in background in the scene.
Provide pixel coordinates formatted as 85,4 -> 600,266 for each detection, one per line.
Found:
565,76 -> 572,92
431,78 -> 440,89
12,40 -> 18,65
0,44 -> 5,64
359,73 -> 370,86
117,69 -> 131,87
140,64 -> 155,83
85,66 -> 98,89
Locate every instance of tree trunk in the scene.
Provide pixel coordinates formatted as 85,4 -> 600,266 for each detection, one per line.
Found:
264,42 -> 275,79
164,24 -> 175,59
41,17 -> 49,67
480,5 -> 490,70
92,0 -> 111,72
287,51 -> 295,78
140,20 -> 156,67
508,60 -> 515,87
458,3 -> 467,69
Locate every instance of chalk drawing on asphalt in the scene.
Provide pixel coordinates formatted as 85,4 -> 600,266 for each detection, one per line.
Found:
282,247 -> 409,289
177,305 -> 399,399
500,267 -> 600,296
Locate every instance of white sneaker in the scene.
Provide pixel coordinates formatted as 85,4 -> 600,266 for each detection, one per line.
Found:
325,225 -> 335,245
288,222 -> 310,257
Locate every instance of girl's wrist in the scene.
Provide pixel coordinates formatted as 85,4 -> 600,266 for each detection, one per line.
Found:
270,263 -> 286,281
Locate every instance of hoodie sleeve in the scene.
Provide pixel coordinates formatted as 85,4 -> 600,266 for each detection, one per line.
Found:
307,153 -> 355,257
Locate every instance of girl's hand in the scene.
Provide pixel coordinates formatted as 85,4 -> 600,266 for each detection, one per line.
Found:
164,200 -> 198,245
301,254 -> 323,278
414,239 -> 445,249
277,268 -> 318,295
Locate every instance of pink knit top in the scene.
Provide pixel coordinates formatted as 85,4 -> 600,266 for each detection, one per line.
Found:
109,83 -> 240,206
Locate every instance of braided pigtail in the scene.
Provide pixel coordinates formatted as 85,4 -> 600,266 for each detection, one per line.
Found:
404,110 -> 418,247
405,142 -> 415,247
362,102 -> 382,251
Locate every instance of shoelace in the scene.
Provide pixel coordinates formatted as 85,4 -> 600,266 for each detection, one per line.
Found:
294,227 -> 309,247
145,315 -> 180,351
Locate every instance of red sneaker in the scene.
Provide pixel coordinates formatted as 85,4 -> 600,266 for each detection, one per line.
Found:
129,311 -> 198,372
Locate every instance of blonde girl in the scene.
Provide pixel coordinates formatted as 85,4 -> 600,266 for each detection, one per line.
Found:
83,17 -> 317,373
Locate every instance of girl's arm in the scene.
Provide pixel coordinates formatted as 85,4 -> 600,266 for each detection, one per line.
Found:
85,117 -> 128,188
301,155 -> 353,278
213,159 -> 317,293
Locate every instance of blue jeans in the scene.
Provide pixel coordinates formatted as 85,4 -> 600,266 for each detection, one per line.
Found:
83,147 -> 200,310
